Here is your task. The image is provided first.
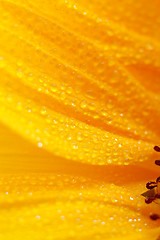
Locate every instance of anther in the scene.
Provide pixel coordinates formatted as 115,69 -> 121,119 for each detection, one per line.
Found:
156,176 -> 160,183
154,146 -> 160,152
150,213 -> 160,220
146,181 -> 157,189
155,193 -> 160,199
145,198 -> 154,204
155,160 -> 160,166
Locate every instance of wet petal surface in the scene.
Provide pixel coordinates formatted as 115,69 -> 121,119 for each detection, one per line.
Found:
0,0 -> 160,239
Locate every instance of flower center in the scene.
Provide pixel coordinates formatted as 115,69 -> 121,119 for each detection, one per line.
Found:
145,146 -> 160,220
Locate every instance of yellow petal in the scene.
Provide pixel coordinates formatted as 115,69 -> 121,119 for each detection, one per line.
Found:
2,173 -> 160,240
0,0 -> 160,239
0,123 -> 159,240
0,0 -> 160,165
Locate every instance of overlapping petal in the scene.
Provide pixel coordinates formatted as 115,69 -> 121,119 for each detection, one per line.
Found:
0,0 -> 160,165
0,0 -> 160,239
0,122 -> 160,240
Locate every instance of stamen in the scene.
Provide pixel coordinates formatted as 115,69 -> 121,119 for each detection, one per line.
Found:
154,146 -> 160,152
156,176 -> 160,183
150,213 -> 160,220
146,181 -> 157,189
155,193 -> 160,199
155,160 -> 160,166
143,146 -> 160,227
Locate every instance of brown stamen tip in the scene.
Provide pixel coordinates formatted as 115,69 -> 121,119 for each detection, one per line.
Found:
146,181 -> 157,189
154,146 -> 160,152
155,160 -> 160,166
155,193 -> 160,199
145,198 -> 154,204
150,213 -> 160,220
156,176 -> 160,183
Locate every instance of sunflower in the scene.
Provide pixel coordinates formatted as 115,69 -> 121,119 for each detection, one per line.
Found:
0,0 -> 160,239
